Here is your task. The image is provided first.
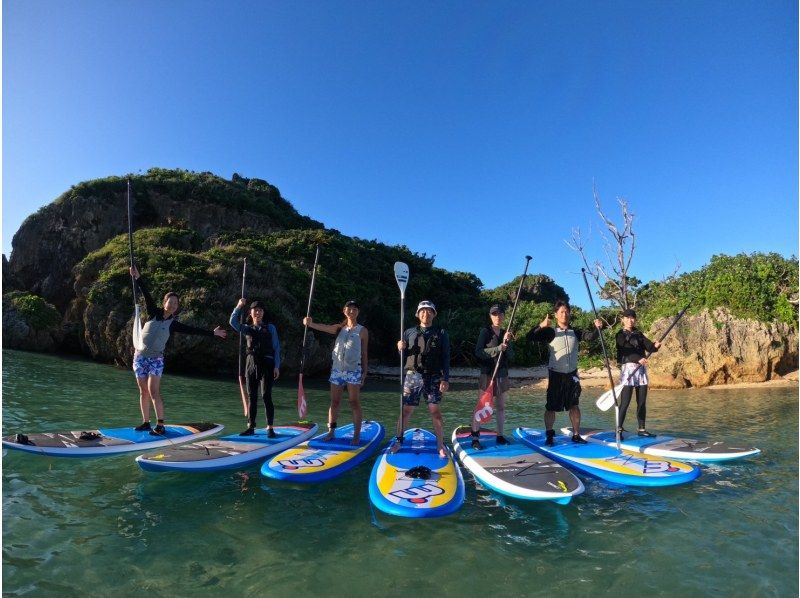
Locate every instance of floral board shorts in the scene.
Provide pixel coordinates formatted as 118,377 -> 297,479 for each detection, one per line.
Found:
402,371 -> 442,406
620,362 -> 649,386
133,354 -> 165,378
329,367 -> 363,387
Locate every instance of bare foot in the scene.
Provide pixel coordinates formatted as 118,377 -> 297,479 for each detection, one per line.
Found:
324,429 -> 335,441
350,436 -> 360,446
389,439 -> 402,454
438,447 -> 447,459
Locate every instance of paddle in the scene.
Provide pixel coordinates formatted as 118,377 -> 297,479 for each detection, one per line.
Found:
393,261 -> 410,444
473,255 -> 533,424
298,245 -> 321,419
581,268 -> 620,447
126,180 -> 144,351
595,300 -> 692,412
237,258 -> 249,418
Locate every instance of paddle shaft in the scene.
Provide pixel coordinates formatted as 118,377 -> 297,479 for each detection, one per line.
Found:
397,291 -> 405,439
581,268 -> 621,447
299,245 -> 321,374
486,255 -> 532,388
126,180 -> 137,305
238,259 -> 248,417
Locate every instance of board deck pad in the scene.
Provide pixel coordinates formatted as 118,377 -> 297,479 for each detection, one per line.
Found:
563,428 -> 761,462
136,422 -> 318,472
451,427 -> 584,503
369,428 -> 465,518
261,421 -> 384,483
513,427 -> 700,487
1,423 -> 223,457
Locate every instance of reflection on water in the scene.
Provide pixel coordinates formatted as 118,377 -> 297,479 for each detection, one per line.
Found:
2,350 -> 797,595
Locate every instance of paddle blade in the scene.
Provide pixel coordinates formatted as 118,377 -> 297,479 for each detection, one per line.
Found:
473,385 -> 495,424
393,262 -> 409,295
238,375 -> 249,417
595,383 -> 622,412
132,306 -> 145,351
297,373 -> 308,418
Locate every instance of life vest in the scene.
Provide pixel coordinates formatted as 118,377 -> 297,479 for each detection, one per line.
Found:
405,326 -> 444,374
246,323 -> 275,361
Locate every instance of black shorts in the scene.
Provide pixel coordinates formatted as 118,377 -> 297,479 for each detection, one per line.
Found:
545,370 -> 581,412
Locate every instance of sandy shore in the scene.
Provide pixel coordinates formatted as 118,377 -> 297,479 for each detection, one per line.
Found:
369,365 -> 799,391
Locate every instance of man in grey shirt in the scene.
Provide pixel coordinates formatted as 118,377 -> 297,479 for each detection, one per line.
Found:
527,300 -> 603,446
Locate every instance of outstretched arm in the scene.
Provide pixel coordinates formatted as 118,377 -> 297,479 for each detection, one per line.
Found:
302,317 -> 341,336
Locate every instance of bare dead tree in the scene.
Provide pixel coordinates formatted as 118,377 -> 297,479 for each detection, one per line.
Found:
566,186 -> 639,311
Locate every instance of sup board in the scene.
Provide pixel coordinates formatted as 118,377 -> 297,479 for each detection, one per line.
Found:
561,427 -> 761,462
369,428 -> 465,518
451,427 -> 584,503
261,420 -> 384,483
513,427 -> 700,487
136,422 -> 319,472
1,422 -> 223,457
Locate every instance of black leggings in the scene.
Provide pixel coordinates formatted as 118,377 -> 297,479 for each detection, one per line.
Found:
618,385 -> 648,429
246,365 -> 275,427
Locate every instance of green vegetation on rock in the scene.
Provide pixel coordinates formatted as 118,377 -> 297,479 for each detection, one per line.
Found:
6,292 -> 62,330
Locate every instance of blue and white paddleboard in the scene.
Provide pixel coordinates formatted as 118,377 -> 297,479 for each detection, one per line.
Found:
452,427 -> 584,504
514,427 -> 700,487
369,428 -> 465,518
261,421 -> 384,483
1,422 -> 223,458
562,427 -> 761,462
136,422 -> 319,472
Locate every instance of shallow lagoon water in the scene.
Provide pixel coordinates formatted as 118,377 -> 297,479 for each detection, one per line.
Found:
2,350 -> 797,596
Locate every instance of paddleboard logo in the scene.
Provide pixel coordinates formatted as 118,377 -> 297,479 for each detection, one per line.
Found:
278,457 -> 326,470
474,402 -> 493,422
410,429 -> 426,450
390,482 -> 444,504
606,453 -> 680,474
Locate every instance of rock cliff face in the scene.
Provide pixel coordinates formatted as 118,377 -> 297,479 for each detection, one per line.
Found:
647,308 -> 798,388
7,170 -> 322,311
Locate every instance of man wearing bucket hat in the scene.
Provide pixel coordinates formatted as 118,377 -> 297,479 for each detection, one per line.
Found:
391,300 -> 451,458
615,308 -> 660,438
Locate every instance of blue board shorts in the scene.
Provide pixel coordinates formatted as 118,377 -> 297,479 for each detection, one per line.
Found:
402,371 -> 443,406
329,367 -> 363,387
133,354 -> 165,378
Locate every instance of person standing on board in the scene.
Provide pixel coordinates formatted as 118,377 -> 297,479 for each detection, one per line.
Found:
470,304 -> 514,449
129,265 -> 227,435
527,300 -> 602,446
303,300 -> 369,445
391,300 -> 451,458
615,308 -> 660,439
230,298 -> 282,437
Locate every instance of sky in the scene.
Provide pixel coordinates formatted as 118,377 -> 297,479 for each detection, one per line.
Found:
3,1 -> 797,308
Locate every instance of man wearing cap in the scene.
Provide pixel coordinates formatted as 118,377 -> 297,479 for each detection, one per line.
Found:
230,297 -> 282,436
470,305 -> 515,449
391,300 -> 451,458
616,308 -> 660,438
303,299 -> 369,445
527,300 -> 603,446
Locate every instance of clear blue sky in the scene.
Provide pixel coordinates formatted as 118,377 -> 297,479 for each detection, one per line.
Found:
3,1 -> 797,308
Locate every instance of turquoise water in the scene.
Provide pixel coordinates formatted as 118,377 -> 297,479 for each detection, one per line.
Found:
2,349 -> 797,596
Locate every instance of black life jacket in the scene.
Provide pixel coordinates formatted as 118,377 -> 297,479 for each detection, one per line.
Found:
246,323 -> 275,361
405,326 -> 444,373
